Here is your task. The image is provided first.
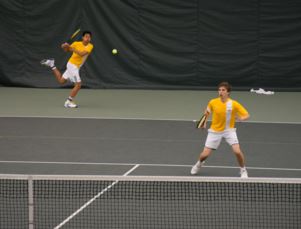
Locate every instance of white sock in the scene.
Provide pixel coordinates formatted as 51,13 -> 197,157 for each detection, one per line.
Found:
196,160 -> 203,166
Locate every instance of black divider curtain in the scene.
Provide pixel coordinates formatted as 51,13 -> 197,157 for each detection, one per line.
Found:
0,0 -> 301,90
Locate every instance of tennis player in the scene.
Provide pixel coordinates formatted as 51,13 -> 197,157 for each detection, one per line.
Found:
191,82 -> 249,178
41,31 -> 94,108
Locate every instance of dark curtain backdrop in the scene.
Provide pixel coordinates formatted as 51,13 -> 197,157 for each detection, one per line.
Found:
0,0 -> 301,90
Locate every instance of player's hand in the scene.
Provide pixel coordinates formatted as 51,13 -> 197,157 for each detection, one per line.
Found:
61,43 -> 70,52
236,114 -> 250,122
201,122 -> 207,129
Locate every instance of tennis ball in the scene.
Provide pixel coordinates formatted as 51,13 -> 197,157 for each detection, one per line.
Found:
112,49 -> 118,55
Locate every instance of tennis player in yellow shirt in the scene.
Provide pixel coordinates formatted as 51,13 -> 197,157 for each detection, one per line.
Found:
41,31 -> 94,108
191,82 -> 250,178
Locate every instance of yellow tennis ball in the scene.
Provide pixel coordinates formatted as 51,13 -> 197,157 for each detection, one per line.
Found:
112,49 -> 118,55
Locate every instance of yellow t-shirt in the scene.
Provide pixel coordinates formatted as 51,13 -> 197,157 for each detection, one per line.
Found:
207,98 -> 249,132
68,41 -> 94,68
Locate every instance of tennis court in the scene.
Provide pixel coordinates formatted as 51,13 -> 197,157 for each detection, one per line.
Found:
1,1 -> 301,227
1,116 -> 301,178
0,88 -> 300,228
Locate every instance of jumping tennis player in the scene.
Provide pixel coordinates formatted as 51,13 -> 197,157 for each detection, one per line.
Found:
41,31 -> 94,108
191,82 -> 249,178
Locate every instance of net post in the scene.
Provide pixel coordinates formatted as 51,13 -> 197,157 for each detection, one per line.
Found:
28,175 -> 34,229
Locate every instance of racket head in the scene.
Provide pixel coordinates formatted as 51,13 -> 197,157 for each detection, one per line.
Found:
67,28 -> 81,43
196,114 -> 207,129
70,28 -> 81,39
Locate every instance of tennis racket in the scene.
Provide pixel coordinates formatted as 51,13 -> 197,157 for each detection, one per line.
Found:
196,114 -> 207,129
60,28 -> 81,68
66,28 -> 81,44
62,28 -> 80,52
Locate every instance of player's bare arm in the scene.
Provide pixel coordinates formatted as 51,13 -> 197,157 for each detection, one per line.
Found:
60,43 -> 89,56
201,110 -> 210,129
236,114 -> 250,121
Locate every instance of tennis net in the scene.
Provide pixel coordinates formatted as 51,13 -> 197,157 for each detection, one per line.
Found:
1,174 -> 300,229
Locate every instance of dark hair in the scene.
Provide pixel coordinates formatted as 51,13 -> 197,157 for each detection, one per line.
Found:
218,82 -> 232,92
82,31 -> 92,37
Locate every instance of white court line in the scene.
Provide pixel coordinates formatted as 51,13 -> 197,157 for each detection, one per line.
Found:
0,160 -> 300,172
53,164 -> 140,229
1,115 -> 301,124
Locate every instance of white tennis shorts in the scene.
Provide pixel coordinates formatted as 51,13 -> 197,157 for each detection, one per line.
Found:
205,129 -> 239,150
62,62 -> 81,83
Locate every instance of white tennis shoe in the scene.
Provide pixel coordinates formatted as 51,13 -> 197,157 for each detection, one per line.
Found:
40,58 -> 55,68
240,168 -> 248,178
190,160 -> 204,175
64,100 -> 78,108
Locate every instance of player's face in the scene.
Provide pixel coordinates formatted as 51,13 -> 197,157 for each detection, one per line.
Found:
82,34 -> 91,44
218,86 -> 229,98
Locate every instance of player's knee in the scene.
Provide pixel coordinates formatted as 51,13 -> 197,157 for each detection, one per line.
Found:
74,82 -> 81,89
233,151 -> 241,157
202,147 -> 212,156
58,78 -> 66,84
233,148 -> 244,157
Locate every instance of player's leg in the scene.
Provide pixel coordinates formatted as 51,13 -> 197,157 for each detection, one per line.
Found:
191,148 -> 213,175
70,82 -> 81,98
199,147 -> 213,163
224,131 -> 248,178
64,82 -> 81,108
53,68 -> 67,84
232,144 -> 248,178
231,144 -> 246,168
191,132 -> 222,175
64,63 -> 81,108
40,58 -> 67,84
